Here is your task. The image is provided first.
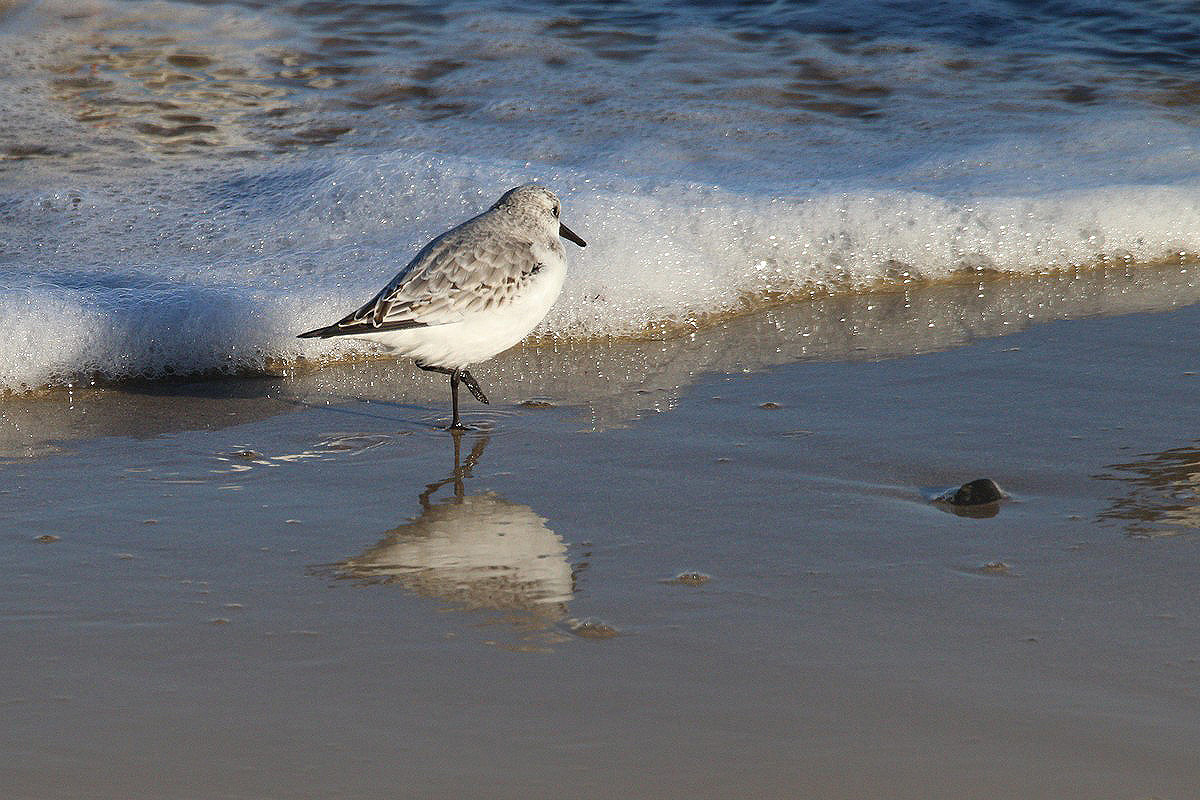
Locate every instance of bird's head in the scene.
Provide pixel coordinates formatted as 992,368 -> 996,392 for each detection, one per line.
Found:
494,185 -> 587,248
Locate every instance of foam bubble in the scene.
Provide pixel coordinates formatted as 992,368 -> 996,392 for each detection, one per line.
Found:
4,149 -> 1200,390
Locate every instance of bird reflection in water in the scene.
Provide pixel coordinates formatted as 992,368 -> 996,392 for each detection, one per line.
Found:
1096,441 -> 1200,537
330,433 -> 582,646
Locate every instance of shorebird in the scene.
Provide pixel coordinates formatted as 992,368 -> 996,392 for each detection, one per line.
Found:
298,185 -> 586,429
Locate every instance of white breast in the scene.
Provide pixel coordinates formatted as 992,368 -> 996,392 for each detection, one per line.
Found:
351,255 -> 567,369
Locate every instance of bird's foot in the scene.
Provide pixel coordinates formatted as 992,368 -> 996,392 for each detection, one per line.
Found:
457,370 -> 489,404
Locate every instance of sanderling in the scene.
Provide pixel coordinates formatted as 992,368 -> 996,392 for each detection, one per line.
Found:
299,185 -> 586,429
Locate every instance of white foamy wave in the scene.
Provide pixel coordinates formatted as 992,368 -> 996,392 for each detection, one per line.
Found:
3,149 -> 1200,390
552,180 -> 1200,333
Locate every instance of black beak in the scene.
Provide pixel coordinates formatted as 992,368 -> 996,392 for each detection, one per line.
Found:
559,222 -> 587,248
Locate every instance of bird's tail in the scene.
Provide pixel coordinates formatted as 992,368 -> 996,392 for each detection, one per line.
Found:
298,318 -> 430,339
296,324 -> 340,339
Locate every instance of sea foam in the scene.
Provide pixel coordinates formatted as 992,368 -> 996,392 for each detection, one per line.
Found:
3,149 -> 1200,390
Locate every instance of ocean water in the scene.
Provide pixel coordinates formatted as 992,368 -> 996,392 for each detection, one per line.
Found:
3,0 -> 1200,389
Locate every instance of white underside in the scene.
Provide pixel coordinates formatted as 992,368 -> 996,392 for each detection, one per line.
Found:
349,261 -> 566,369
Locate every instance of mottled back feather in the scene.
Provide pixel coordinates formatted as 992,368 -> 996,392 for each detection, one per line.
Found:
329,209 -> 552,334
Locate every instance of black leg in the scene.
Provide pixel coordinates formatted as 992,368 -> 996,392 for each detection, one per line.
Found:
448,370 -> 465,430
416,361 -> 485,430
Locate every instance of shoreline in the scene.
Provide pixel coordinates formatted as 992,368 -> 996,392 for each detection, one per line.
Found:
4,263 -> 1200,453
4,257 -> 1199,397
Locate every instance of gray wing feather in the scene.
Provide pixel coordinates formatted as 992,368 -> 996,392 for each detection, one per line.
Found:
330,212 -> 542,332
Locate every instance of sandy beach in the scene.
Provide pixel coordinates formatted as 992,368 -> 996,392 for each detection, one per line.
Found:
3,286 -> 1199,799
5,1 -> 1200,795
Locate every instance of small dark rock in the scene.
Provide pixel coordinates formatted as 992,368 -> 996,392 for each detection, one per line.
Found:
666,571 -> 710,586
568,618 -> 619,639
936,478 -> 1006,506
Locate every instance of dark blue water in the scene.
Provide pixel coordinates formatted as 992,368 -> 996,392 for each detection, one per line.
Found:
8,0 -> 1200,187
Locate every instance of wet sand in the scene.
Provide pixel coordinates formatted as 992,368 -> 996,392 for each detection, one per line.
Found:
3,291 -> 1200,799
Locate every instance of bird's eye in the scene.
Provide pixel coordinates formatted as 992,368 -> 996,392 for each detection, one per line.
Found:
552,204 -> 560,218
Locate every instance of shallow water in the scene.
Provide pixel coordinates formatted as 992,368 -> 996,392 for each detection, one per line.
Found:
3,304 -> 1200,798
